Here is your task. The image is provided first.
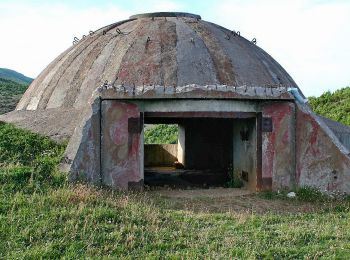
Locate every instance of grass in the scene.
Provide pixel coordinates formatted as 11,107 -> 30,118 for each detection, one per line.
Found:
1,123 -> 350,258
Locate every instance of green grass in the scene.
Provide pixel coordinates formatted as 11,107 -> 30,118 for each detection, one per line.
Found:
1,123 -> 350,258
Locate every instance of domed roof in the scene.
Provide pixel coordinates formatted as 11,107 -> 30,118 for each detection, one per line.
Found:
17,12 -> 298,111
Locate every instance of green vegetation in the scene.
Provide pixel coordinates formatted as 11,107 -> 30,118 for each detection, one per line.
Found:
309,86 -> 350,126
144,124 -> 178,144
259,186 -> 337,202
0,68 -> 33,85
1,122 -> 350,258
0,78 -> 28,114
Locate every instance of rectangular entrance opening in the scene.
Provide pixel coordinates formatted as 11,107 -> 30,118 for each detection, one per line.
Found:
142,112 -> 258,190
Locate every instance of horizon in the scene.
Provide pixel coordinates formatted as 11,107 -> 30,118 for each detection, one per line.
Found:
0,0 -> 349,97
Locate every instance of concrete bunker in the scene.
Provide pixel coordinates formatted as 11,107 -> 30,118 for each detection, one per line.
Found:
2,12 -> 350,194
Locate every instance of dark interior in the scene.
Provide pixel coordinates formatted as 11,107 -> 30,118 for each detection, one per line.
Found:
144,116 -> 233,189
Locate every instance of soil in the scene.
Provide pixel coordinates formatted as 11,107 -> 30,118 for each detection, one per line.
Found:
148,188 -> 333,214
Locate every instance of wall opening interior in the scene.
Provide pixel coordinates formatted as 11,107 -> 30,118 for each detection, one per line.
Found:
143,117 -> 237,189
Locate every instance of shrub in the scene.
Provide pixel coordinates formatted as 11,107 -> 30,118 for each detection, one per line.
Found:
144,124 -> 178,144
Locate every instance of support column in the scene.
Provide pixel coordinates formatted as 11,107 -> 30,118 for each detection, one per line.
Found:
177,124 -> 185,166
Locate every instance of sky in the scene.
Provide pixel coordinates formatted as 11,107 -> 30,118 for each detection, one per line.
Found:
0,0 -> 349,97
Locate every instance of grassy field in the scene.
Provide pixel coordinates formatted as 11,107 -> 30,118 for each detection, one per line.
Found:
1,123 -> 350,258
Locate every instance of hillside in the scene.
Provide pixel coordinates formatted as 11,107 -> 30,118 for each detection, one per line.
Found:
1,122 -> 350,258
0,68 -> 33,85
309,86 -> 350,126
0,78 -> 28,114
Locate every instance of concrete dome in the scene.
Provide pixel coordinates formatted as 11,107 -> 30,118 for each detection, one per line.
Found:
17,12 -> 298,111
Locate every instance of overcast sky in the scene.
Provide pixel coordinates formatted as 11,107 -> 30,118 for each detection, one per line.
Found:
0,0 -> 349,97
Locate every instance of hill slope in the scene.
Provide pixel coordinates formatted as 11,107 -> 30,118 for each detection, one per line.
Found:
1,122 -> 350,258
309,86 -> 350,126
0,78 -> 28,114
0,68 -> 33,85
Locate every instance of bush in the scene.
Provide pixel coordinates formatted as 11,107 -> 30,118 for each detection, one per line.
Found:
144,124 -> 178,144
309,86 -> 350,126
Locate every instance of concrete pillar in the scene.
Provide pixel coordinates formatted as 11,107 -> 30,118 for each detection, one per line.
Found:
177,124 -> 185,166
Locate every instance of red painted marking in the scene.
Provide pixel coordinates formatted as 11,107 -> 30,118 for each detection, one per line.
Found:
262,103 -> 293,179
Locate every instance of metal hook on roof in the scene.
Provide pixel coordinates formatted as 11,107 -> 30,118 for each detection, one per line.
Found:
146,36 -> 151,43
89,30 -> 94,36
73,36 -> 79,45
103,30 -> 107,35
116,28 -> 122,34
82,35 -> 86,39
103,80 -> 108,89
252,38 -> 257,44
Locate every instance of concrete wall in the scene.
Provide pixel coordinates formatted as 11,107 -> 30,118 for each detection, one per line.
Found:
100,100 -> 143,190
296,104 -> 350,193
262,102 -> 295,190
144,144 -> 178,167
185,119 -> 233,170
177,124 -> 185,165
233,119 -> 256,190
132,99 -> 258,113
62,97 -> 101,184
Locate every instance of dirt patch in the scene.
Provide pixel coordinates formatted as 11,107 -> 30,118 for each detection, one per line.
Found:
148,188 -> 332,214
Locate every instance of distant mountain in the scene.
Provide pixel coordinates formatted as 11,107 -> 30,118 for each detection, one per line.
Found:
0,78 -> 28,115
0,68 -> 33,85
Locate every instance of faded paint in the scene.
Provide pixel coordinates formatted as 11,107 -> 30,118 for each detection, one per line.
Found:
101,101 -> 143,190
16,14 -> 299,114
296,104 -> 350,193
262,102 -> 295,190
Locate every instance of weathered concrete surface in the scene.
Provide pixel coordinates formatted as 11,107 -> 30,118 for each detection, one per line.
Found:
262,102 -> 295,190
98,84 -> 294,100
0,108 -> 81,142
233,119 -> 257,191
16,14 -> 299,112
296,103 -> 350,193
319,115 -> 350,151
144,144 -> 178,167
101,100 -> 143,190
61,97 -> 101,183
177,124 -> 185,165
